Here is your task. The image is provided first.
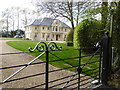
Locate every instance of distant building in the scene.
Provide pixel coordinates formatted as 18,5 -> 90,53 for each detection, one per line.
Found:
24,18 -> 71,41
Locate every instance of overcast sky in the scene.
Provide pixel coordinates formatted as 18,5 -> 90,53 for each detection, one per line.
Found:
0,0 -> 72,29
0,0 -> 103,17
0,0 -> 35,19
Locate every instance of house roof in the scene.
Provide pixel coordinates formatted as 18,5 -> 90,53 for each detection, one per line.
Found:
29,18 -> 70,28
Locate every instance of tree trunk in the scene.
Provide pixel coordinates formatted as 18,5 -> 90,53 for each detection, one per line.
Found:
76,2 -> 80,26
7,16 -> 9,38
67,0 -> 74,30
101,1 -> 108,30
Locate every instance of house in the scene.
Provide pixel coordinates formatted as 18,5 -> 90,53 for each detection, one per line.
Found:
24,18 -> 71,41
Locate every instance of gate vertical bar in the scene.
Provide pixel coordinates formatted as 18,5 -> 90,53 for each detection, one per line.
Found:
78,49 -> 81,90
102,32 -> 112,85
45,48 -> 49,89
98,44 -> 102,84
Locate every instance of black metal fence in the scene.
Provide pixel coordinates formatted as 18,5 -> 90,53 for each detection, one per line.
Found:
0,41 -> 104,90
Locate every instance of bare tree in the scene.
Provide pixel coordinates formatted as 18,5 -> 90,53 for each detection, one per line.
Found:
34,0 -> 87,30
2,9 -> 11,37
21,8 -> 29,25
16,7 -> 20,30
9,7 -> 16,32
21,8 -> 39,26
33,0 -> 100,30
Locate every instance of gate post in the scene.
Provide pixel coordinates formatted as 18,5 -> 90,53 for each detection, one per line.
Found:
102,31 -> 112,85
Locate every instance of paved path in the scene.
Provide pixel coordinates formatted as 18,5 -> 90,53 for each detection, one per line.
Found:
0,40 -> 78,89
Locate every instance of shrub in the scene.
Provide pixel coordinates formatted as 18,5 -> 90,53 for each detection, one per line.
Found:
66,29 -> 74,45
74,18 -> 102,51
25,38 -> 29,40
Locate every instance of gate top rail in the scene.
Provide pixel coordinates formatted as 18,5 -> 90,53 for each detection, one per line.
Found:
0,51 -> 40,55
0,47 -> 97,56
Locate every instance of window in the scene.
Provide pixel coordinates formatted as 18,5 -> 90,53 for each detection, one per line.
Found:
53,34 -> 54,38
42,33 -> 45,38
53,27 -> 54,31
61,28 -> 63,31
59,27 -> 61,31
35,27 -> 38,30
64,35 -> 66,41
47,35 -> 49,38
65,29 -> 67,32
64,35 -> 66,39
43,27 -> 44,30
35,33 -> 37,37
48,27 -> 50,30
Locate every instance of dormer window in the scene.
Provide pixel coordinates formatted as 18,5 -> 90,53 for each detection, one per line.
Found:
56,26 -> 58,31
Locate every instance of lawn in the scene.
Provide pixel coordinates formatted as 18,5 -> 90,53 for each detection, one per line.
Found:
7,40 -> 100,78
0,37 -> 23,40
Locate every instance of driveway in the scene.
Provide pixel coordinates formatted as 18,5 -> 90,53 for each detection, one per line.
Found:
0,40 -> 79,89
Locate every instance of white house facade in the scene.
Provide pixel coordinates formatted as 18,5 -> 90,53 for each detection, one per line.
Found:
25,18 -> 71,41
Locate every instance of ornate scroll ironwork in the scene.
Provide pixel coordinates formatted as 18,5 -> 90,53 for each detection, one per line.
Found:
29,42 -> 47,52
29,42 -> 62,52
48,42 -> 62,51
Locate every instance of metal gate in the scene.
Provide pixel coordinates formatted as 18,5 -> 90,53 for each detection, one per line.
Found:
0,33 -> 112,89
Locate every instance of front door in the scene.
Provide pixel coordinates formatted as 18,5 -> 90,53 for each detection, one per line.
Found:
56,35 -> 59,41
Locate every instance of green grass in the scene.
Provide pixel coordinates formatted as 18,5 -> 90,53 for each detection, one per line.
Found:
0,37 -> 23,40
7,41 -> 100,78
